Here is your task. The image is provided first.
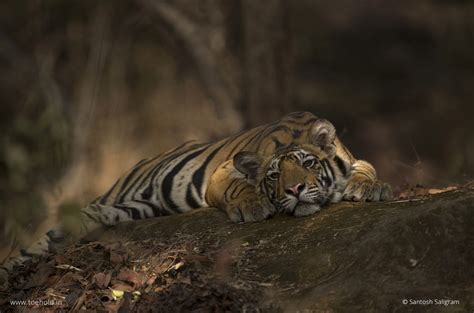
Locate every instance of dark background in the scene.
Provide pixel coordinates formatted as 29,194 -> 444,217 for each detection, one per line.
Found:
1,0 -> 473,257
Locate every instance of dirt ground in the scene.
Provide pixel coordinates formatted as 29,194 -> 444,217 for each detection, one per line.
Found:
1,184 -> 473,312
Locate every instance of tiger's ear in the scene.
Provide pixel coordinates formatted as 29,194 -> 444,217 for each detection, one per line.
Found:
233,151 -> 265,181
312,119 -> 336,157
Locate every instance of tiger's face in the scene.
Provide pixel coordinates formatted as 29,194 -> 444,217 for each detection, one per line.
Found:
234,144 -> 350,217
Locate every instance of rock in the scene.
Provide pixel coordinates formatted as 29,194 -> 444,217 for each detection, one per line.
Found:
2,187 -> 472,312
101,188 -> 474,312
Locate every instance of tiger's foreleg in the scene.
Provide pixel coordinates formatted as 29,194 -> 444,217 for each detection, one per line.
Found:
206,160 -> 276,222
343,160 -> 393,201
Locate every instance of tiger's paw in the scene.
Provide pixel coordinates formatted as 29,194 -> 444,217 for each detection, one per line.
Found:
226,196 -> 276,223
343,177 -> 393,202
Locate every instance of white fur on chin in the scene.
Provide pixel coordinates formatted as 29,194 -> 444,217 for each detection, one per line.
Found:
293,203 -> 321,217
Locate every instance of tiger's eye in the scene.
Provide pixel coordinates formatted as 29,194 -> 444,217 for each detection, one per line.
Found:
303,159 -> 315,168
268,172 -> 280,180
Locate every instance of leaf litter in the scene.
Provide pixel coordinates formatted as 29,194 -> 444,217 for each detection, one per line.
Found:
0,233 -> 278,312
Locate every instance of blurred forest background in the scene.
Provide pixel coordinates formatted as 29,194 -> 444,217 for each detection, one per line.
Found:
1,0 -> 473,259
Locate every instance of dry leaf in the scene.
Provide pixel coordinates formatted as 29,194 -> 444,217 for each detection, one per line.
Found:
55,264 -> 83,272
54,255 -> 68,264
427,186 -> 457,194
132,290 -> 141,301
111,282 -> 134,293
172,261 -> 185,271
110,250 -> 129,264
104,302 -> 123,313
93,272 -> 112,289
110,288 -> 124,300
145,276 -> 156,286
398,185 -> 458,199
117,270 -> 145,287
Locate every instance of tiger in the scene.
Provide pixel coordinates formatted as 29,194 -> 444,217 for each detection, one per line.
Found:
0,111 -> 392,288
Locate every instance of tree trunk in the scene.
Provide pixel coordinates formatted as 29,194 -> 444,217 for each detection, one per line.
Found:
240,0 -> 293,127
141,0 -> 293,129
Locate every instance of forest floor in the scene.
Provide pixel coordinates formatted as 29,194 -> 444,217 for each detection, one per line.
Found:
0,183 -> 473,312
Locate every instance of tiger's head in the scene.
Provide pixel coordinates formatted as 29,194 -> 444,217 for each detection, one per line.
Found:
233,121 -> 351,217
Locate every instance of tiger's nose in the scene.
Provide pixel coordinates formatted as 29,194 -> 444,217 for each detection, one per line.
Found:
285,183 -> 305,196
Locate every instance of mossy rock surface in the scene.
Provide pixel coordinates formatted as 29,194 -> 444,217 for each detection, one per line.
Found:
2,188 -> 472,312
98,188 -> 473,312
